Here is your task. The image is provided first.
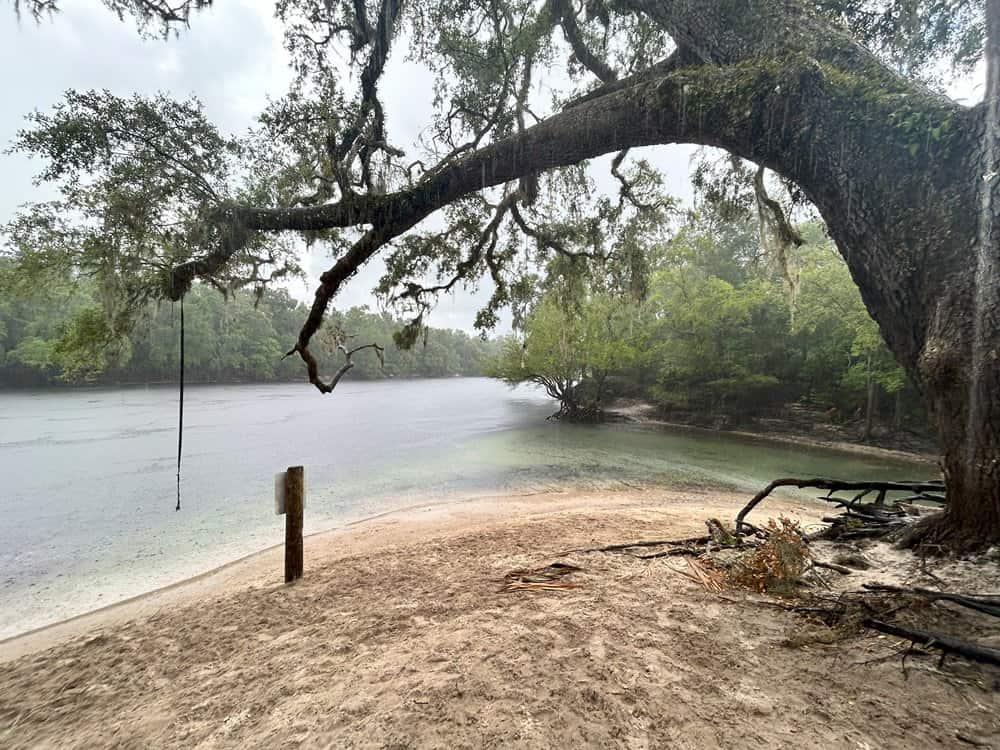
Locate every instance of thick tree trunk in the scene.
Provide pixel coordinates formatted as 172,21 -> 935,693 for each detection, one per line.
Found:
936,417 -> 1000,547
882,189 -> 1000,546
907,0 -> 1000,546
918,278 -> 1000,546
903,201 -> 1000,546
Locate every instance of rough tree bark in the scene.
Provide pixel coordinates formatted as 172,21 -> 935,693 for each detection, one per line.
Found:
169,1 -> 1000,546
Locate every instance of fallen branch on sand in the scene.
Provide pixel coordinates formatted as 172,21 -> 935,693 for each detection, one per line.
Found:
530,479 -> 996,678
503,580 -> 579,592
811,560 -> 853,575
565,536 -> 710,555
862,619 -> 1000,668
668,558 -> 725,593
632,546 -> 702,560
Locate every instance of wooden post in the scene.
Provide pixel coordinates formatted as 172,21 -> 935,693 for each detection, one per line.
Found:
284,466 -> 304,582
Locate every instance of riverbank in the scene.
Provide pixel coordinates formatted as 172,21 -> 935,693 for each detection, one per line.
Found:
606,400 -> 940,466
2,487 -> 996,749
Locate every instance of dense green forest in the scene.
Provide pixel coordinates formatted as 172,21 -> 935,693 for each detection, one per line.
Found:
489,211 -> 930,440
0,274 -> 494,387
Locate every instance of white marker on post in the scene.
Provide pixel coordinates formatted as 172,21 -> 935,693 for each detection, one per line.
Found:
274,471 -> 287,515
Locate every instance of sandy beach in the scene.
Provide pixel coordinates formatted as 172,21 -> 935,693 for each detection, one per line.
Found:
1,487 -> 998,748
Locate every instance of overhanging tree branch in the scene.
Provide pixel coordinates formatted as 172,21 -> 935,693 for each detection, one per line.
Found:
169,0 -> 969,409
175,52 -> 961,343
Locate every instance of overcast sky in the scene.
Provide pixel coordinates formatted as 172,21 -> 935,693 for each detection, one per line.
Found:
0,1 -> 982,333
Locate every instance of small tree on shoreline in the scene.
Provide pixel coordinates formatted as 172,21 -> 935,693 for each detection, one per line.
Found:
487,295 -> 637,421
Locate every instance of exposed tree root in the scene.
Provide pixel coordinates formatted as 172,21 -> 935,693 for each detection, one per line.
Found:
895,511 -> 1000,554
566,479 -> 999,677
547,403 -> 605,423
545,477 -> 999,678
735,477 -> 945,538
736,475 -> 997,552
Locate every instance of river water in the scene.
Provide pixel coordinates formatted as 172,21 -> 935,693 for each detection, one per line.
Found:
0,378 -> 929,639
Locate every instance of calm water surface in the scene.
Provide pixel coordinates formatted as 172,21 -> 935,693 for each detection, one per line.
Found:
0,378 -> 929,638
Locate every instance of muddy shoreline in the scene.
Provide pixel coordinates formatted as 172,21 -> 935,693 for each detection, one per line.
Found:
606,401 -> 939,467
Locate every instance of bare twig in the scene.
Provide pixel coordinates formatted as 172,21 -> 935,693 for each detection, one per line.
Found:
812,560 -> 853,575
547,0 -> 617,84
285,335 -> 384,394
565,536 -> 710,555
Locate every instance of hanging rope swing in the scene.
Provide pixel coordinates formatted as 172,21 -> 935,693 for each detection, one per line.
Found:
176,295 -> 185,512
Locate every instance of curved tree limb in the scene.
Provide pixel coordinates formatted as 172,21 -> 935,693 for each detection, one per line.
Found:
393,189 -> 522,307
547,0 -> 617,84
509,202 -> 604,261
168,206 -> 251,299
562,48 -> 695,110
291,227 -> 398,393
753,165 -> 804,250
283,334 -> 385,394
610,149 -> 663,212
330,0 -> 405,189
14,0 -> 212,32
323,342 -> 385,393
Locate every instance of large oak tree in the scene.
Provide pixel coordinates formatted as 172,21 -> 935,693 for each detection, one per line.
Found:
4,0 -> 999,546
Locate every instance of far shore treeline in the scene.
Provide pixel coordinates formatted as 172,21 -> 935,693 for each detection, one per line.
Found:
0,277 -> 495,387
1,211 -> 933,445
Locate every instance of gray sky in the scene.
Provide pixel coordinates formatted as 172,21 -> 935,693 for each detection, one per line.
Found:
1,2 -> 981,333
